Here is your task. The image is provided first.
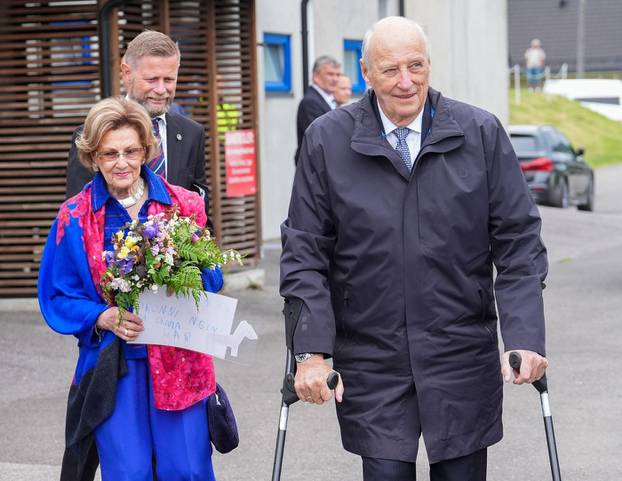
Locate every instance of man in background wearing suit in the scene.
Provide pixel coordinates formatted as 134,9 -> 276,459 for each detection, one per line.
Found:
65,31 -> 210,219
334,74 -> 353,107
295,55 -> 340,163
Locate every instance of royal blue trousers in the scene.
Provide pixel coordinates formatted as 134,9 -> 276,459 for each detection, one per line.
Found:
94,359 -> 216,481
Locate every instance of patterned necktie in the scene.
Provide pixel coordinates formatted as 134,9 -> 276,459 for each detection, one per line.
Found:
393,127 -> 412,171
148,118 -> 166,178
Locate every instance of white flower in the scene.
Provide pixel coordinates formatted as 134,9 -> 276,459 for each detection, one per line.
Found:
111,278 -> 131,293
150,284 -> 158,292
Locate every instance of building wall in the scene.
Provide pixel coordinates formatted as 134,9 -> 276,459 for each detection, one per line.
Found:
255,2 -> 302,243
508,0 -> 622,72
411,0 -> 509,123
257,0 -> 509,241
310,0 -> 388,64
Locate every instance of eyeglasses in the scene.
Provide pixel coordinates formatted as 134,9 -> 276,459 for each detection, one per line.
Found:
95,146 -> 146,162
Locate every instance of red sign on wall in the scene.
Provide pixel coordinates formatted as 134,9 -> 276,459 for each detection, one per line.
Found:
225,129 -> 257,197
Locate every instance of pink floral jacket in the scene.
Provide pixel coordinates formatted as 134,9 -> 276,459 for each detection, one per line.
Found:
42,175 -> 216,411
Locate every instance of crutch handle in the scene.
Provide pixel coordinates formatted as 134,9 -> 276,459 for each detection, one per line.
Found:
509,351 -> 548,393
509,351 -> 562,480
282,373 -> 299,405
327,371 -> 340,390
282,370 -> 341,405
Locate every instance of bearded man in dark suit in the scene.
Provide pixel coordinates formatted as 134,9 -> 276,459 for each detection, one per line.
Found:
65,31 -> 209,219
295,55 -> 341,164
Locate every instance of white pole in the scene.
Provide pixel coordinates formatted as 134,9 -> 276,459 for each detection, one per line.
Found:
577,0 -> 586,78
514,64 -> 521,104
561,63 -> 568,80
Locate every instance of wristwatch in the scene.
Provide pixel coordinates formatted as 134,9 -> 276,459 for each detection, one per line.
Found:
295,352 -> 315,363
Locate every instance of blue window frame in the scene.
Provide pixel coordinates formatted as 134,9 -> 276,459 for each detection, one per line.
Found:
263,33 -> 291,92
49,20 -> 93,86
343,39 -> 365,93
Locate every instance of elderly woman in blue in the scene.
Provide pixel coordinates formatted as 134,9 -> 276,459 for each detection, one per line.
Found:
38,97 -> 222,481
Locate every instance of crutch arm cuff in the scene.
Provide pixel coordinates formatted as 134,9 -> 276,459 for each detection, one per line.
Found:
283,297 -> 304,351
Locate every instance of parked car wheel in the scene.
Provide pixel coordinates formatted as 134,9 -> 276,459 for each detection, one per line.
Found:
578,177 -> 595,212
551,179 -> 569,208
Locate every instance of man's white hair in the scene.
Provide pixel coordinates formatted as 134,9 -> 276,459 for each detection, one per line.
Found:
362,17 -> 430,68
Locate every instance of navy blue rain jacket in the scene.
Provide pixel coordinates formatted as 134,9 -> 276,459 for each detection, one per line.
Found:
280,88 -> 548,463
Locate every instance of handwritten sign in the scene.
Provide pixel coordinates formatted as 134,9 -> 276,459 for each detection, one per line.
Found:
225,129 -> 256,197
130,290 -> 257,359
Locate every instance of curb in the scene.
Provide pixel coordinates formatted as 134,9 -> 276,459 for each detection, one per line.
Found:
0,298 -> 40,312
223,268 -> 266,292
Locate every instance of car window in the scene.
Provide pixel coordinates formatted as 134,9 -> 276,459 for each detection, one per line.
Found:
509,134 -> 539,154
543,128 -> 572,154
555,130 -> 575,153
540,130 -> 556,151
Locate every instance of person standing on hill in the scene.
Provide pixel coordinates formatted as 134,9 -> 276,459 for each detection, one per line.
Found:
525,38 -> 546,92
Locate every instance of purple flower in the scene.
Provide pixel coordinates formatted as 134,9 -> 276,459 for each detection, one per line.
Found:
103,251 -> 114,265
191,232 -> 200,243
143,222 -> 159,239
119,258 -> 134,275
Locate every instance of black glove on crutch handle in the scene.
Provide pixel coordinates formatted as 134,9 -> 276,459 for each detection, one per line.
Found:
509,351 -> 548,393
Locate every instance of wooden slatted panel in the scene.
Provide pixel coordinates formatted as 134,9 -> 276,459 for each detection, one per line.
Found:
0,0 -> 259,297
212,0 -> 259,263
167,0 -> 216,227
0,0 -> 99,296
119,0 -> 260,263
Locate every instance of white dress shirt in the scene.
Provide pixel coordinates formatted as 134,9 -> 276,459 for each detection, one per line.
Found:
312,84 -> 337,110
377,100 -> 424,161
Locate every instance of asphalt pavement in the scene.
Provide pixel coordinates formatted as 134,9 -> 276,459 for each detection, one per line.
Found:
1,164 -> 622,481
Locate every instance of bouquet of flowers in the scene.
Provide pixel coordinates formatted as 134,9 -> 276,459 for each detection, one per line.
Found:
101,208 -> 242,319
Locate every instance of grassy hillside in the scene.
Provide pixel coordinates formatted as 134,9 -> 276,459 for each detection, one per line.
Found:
509,89 -> 622,167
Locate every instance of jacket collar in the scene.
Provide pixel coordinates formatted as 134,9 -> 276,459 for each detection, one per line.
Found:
164,112 -> 181,185
91,165 -> 172,212
350,88 -> 464,180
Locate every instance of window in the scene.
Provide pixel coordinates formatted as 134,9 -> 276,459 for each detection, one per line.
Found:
263,33 -> 291,92
552,130 -> 573,154
510,134 -> 540,155
343,39 -> 365,93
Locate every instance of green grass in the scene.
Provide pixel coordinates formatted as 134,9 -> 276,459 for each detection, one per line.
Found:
509,89 -> 622,167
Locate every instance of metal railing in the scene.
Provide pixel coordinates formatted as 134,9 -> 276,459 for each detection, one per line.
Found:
510,63 -> 568,104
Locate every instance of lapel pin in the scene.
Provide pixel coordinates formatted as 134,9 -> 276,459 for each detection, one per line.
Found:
176,133 -> 182,141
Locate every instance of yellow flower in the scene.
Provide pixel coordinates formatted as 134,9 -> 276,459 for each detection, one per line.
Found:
124,236 -> 138,249
116,231 -> 124,242
117,246 -> 130,260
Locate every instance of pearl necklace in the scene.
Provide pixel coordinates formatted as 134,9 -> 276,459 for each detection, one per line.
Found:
117,178 -> 146,208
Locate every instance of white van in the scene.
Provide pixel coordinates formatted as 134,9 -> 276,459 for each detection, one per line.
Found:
543,79 -> 622,122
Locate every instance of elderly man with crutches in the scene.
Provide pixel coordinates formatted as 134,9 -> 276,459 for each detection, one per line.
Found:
277,15 -> 552,481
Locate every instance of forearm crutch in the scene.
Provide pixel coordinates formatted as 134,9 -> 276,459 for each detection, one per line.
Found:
271,347 -> 338,481
272,299 -> 339,481
509,351 -> 562,481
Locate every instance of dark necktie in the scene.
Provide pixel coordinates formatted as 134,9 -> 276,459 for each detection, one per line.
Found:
148,118 -> 166,178
393,127 -> 412,171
